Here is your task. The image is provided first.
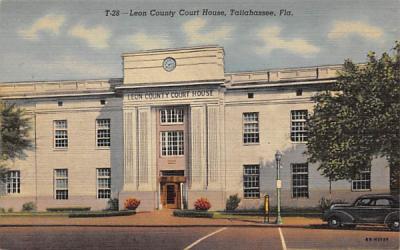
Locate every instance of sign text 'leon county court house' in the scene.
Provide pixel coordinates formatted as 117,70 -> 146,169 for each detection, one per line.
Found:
126,89 -> 214,100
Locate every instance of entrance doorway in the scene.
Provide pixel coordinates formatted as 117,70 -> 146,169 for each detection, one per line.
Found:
159,175 -> 186,209
161,182 -> 181,209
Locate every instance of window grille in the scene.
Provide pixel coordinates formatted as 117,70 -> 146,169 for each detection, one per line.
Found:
243,112 -> 259,144
54,169 -> 68,200
292,163 -> 309,198
243,165 -> 260,198
160,131 -> 184,156
290,110 -> 308,142
54,120 -> 68,148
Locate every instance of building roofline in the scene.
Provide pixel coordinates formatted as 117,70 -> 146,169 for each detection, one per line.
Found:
121,45 -> 223,56
0,78 -> 122,85
225,64 -> 343,75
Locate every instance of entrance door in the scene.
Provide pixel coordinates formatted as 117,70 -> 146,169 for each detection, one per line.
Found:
161,183 -> 181,209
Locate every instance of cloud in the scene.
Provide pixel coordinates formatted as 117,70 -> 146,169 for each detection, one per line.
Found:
30,55 -> 114,78
68,24 -> 110,49
182,17 -> 234,45
127,32 -> 172,50
256,26 -> 320,57
328,21 -> 384,40
59,55 -> 114,76
18,14 -> 65,40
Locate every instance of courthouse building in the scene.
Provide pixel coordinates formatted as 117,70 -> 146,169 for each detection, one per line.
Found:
0,46 -> 390,211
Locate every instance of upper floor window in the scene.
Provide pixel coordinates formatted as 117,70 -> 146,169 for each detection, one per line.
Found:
291,163 -> 309,198
160,108 -> 184,124
352,167 -> 371,191
243,112 -> 259,144
96,119 -> 111,147
160,131 -> 184,156
54,120 -> 68,148
290,110 -> 308,142
243,165 -> 260,198
6,170 -> 20,194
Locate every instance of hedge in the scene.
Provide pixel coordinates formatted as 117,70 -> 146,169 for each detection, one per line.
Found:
46,207 -> 91,212
173,210 -> 213,218
68,210 -> 135,218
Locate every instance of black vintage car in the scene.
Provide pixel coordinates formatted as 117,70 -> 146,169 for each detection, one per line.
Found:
322,194 -> 400,231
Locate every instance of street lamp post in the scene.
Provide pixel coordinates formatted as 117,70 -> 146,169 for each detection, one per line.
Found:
275,150 -> 283,225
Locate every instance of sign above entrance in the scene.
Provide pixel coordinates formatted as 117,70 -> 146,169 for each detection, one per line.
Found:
126,89 -> 214,101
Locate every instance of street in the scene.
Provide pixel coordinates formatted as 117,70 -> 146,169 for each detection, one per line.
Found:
0,226 -> 398,250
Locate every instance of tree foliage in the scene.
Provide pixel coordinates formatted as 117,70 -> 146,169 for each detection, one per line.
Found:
307,42 -> 400,182
0,102 -> 32,176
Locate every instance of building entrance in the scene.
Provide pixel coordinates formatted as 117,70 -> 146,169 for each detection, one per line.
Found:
161,182 -> 180,209
159,175 -> 185,209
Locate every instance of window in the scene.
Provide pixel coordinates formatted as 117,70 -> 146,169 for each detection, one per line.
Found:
160,131 -> 184,156
243,112 -> 259,144
290,110 -> 308,142
352,167 -> 371,191
243,165 -> 260,198
96,119 -> 111,147
57,101 -> 63,107
248,93 -> 254,99
6,171 -> 20,194
97,168 -> 111,199
100,99 -> 106,105
374,199 -> 391,206
356,198 -> 372,206
54,120 -> 68,148
160,108 -> 184,124
292,163 -> 309,198
54,169 -> 68,200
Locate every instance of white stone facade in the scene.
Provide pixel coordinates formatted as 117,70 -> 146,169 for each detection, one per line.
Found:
0,46 -> 390,211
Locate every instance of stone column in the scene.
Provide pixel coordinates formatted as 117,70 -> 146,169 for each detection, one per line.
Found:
189,105 -> 207,190
123,108 -> 137,191
207,104 -> 220,186
137,107 -> 152,190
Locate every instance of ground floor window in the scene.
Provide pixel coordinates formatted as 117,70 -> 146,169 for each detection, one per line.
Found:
243,165 -> 260,198
6,170 -> 20,194
97,168 -> 111,199
352,167 -> 371,191
292,163 -> 309,198
54,169 -> 68,200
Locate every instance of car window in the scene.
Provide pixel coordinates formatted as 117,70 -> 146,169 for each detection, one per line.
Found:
374,199 -> 392,206
356,198 -> 372,206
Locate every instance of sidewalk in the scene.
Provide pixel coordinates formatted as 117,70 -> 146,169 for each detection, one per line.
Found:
0,210 -> 323,228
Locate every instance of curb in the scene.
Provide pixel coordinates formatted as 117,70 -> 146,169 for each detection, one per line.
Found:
0,224 -> 319,228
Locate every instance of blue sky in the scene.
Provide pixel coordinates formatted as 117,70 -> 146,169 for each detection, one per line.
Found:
0,0 -> 398,82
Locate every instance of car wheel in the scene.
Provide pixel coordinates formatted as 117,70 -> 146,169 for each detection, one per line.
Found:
328,216 -> 342,229
388,219 -> 400,232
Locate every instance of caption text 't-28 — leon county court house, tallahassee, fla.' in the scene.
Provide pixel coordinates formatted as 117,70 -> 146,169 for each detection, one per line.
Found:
0,46 -> 390,211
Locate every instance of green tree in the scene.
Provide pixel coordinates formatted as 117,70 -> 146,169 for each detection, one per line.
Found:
0,102 -> 32,180
307,42 -> 400,192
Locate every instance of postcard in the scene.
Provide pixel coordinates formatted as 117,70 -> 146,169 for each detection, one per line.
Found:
0,0 -> 399,249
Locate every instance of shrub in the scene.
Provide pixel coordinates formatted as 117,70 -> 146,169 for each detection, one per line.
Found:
194,197 -> 211,211
0,208 -> 5,213
22,202 -> 36,212
107,198 -> 119,211
46,207 -> 91,212
68,210 -> 135,218
173,210 -> 213,218
226,194 -> 241,211
7,208 -> 13,213
124,198 -> 140,210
